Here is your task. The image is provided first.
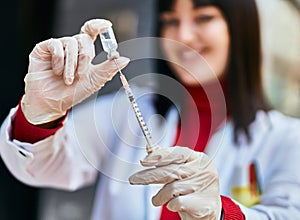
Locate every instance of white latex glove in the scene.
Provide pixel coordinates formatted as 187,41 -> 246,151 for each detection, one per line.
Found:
129,146 -> 222,220
21,19 -> 130,125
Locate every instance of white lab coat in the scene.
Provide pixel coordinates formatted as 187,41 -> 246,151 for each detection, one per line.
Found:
1,87 -> 300,220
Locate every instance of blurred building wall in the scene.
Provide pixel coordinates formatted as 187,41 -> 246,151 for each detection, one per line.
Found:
257,0 -> 300,117
0,0 -> 53,219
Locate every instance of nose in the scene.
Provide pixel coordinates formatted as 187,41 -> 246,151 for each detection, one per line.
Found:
177,20 -> 197,45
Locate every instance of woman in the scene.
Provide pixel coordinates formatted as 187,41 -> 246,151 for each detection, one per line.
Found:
0,0 -> 299,219
130,0 -> 300,219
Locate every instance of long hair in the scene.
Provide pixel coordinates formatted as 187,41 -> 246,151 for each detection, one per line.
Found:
154,0 -> 271,143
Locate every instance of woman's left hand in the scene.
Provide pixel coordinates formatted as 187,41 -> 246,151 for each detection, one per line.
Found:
129,146 -> 222,220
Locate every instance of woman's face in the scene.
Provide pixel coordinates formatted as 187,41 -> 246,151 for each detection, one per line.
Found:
160,0 -> 230,86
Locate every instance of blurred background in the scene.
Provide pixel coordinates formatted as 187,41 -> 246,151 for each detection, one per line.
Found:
257,0 -> 300,118
0,0 -> 299,219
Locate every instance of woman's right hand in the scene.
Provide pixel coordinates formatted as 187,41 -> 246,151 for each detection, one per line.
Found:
21,19 -> 130,125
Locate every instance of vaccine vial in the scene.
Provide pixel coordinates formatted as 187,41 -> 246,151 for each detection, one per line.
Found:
100,26 -> 120,60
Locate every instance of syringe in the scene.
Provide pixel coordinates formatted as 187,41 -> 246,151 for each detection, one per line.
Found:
115,61 -> 154,154
100,26 -> 154,154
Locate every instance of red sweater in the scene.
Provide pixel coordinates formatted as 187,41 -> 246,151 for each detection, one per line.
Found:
13,81 -> 245,219
159,81 -> 245,219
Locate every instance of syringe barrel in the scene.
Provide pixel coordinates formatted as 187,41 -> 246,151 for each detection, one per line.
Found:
124,87 -> 153,151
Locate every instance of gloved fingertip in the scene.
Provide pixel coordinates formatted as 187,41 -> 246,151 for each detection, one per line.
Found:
152,196 -> 163,207
64,76 -> 74,86
140,156 -> 161,167
80,19 -> 112,41
107,51 -> 120,60
114,56 -> 130,67
166,202 -> 179,213
128,175 -> 139,185
91,18 -> 112,30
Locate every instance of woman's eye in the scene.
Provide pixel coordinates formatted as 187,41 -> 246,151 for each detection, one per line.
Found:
195,15 -> 214,23
161,19 -> 179,27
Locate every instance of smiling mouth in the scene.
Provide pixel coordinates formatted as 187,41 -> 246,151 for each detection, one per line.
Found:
180,48 -> 208,61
